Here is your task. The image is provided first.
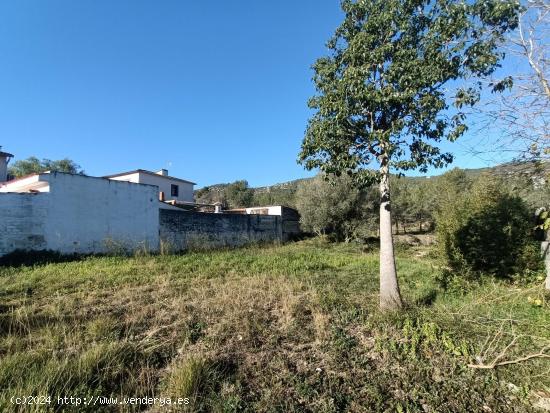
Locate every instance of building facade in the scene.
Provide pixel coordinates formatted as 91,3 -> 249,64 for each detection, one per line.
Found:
104,169 -> 195,203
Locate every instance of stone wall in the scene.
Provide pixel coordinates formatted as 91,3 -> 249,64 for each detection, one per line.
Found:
244,205 -> 301,241
159,209 -> 282,251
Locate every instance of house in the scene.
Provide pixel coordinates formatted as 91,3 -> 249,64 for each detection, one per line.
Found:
0,173 -> 50,192
0,149 -> 300,257
0,171 -> 293,256
104,169 -> 195,203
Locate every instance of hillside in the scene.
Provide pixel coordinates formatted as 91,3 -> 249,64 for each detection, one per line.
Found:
195,161 -> 550,208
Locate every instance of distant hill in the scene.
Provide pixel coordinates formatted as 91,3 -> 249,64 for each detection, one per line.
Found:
462,160 -> 550,178
195,160 -> 549,208
195,178 -> 312,208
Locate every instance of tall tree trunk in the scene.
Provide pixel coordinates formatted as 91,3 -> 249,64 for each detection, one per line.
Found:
379,157 -> 403,310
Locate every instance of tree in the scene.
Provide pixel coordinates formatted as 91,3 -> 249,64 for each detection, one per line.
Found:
8,156 -> 84,178
224,180 -> 254,208
298,0 -> 519,310
295,174 -> 378,241
409,179 -> 437,232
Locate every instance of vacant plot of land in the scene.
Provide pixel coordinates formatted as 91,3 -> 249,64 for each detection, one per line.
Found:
0,240 -> 548,412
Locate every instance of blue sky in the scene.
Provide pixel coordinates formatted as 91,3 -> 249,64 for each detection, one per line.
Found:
0,0 -> 515,188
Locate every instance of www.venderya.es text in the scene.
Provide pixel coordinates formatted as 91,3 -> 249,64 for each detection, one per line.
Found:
10,395 -> 190,407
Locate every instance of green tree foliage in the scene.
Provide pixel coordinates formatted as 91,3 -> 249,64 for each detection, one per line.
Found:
298,0 -> 519,309
388,177 -> 439,233
436,175 -> 540,282
432,168 -> 473,214
8,156 -> 84,178
224,180 -> 254,209
409,179 -> 438,232
299,0 -> 520,181
535,207 -> 550,240
295,174 -> 378,241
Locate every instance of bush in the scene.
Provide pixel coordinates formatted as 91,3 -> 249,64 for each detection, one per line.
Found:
436,175 -> 540,280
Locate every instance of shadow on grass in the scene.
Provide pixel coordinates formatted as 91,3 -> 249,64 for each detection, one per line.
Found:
0,239 -> 297,268
414,288 -> 438,306
0,249 -> 87,268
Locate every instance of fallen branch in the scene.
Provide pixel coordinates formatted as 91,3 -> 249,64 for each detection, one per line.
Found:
469,344 -> 550,369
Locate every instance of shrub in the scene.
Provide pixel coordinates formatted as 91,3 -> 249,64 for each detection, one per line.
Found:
436,175 -> 540,280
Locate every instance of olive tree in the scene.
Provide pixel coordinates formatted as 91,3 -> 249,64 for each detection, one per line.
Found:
295,174 -> 378,241
298,0 -> 519,309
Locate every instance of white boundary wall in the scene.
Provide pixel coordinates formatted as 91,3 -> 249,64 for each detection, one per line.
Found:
0,172 -> 159,256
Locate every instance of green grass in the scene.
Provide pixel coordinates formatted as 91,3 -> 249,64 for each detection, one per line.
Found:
0,239 -> 548,412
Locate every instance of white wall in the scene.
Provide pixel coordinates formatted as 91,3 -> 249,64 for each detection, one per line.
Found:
245,206 -> 283,216
0,193 -> 48,255
109,172 -> 194,203
0,172 -> 160,256
108,172 -> 141,184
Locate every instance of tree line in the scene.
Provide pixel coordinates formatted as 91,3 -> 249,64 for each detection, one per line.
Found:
7,157 -> 84,179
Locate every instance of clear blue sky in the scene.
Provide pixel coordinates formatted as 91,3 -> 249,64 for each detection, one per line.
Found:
0,0 -> 515,188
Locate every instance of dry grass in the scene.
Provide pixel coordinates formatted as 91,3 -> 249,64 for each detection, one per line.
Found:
0,239 -> 548,412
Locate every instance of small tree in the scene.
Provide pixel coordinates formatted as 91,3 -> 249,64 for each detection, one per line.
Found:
298,0 -> 519,309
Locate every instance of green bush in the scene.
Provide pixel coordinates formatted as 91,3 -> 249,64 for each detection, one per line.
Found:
436,175 -> 540,281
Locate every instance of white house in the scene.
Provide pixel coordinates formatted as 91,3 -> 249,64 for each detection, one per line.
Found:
104,169 -> 195,203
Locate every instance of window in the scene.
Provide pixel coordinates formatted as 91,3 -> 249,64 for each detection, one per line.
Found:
171,184 -> 179,197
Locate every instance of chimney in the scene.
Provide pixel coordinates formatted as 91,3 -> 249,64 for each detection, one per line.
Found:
156,169 -> 168,176
0,147 -> 14,183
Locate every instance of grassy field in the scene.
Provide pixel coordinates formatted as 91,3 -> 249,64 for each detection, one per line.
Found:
0,239 -> 549,412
